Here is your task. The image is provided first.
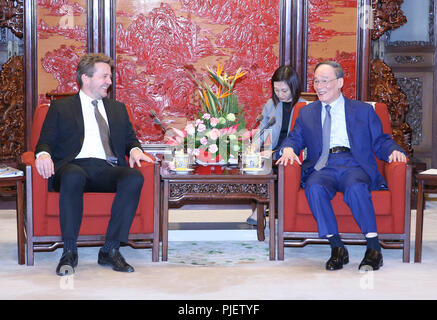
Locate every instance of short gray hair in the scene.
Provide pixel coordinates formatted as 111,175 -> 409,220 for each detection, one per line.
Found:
314,61 -> 344,79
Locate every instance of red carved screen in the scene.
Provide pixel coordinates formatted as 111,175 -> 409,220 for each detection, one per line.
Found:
35,0 -> 279,144
306,0 -> 357,99
35,1 -> 362,143
115,0 -> 280,143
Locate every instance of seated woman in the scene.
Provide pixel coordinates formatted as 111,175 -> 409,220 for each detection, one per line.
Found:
246,65 -> 303,225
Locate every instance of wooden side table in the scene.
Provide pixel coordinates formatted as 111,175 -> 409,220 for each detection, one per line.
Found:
414,170 -> 437,263
0,175 -> 25,265
160,164 -> 277,261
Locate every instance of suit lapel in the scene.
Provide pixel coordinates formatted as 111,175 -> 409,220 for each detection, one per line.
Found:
311,101 -> 323,149
344,97 -> 357,149
72,94 -> 85,144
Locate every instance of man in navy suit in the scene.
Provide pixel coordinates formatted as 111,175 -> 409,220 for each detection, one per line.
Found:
35,53 -> 154,276
277,61 -> 406,271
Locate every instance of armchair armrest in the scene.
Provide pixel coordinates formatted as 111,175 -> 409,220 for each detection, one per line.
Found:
21,151 -> 36,167
21,150 -> 49,194
282,162 -> 302,193
383,161 -> 408,231
21,150 -> 50,228
383,160 -> 407,193
144,152 -> 156,162
133,159 -> 156,176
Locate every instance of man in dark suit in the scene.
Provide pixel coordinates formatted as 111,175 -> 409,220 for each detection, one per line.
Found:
277,61 -> 406,271
35,53 -> 154,276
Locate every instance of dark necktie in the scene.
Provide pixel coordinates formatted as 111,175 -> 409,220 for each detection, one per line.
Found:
314,104 -> 331,171
92,100 -> 116,163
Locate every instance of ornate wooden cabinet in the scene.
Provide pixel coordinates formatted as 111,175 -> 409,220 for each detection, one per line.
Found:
25,0 -> 283,145
0,0 -> 24,165
374,0 -> 437,168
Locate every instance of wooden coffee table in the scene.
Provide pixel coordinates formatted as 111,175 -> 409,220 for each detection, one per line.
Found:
160,163 -> 277,261
414,169 -> 437,262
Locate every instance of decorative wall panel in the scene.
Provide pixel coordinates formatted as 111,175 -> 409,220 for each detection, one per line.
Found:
306,0 -> 357,99
115,0 -> 280,143
36,0 -> 87,105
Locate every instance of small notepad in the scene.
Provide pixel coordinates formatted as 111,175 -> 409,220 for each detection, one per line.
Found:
419,168 -> 437,175
0,166 -> 24,178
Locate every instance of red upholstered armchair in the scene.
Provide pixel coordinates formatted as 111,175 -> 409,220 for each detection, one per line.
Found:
21,104 -> 160,265
277,102 -> 412,262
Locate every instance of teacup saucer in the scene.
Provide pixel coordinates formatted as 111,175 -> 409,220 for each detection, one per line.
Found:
170,168 -> 194,174
242,167 -> 263,172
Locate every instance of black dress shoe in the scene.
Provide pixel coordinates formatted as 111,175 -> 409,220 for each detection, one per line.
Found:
98,248 -> 134,273
56,250 -> 78,276
325,247 -> 349,270
359,249 -> 383,271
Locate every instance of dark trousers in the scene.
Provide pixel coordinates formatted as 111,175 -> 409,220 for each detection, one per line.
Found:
304,153 -> 377,238
52,158 -> 144,243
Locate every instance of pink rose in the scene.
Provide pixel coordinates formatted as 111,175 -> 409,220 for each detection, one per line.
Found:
210,117 -> 219,127
208,144 -> 218,153
197,123 -> 206,132
200,137 -> 208,145
209,128 -> 220,141
202,113 -> 211,120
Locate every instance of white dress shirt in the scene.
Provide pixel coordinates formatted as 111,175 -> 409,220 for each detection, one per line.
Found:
321,94 -> 350,149
75,90 -> 108,160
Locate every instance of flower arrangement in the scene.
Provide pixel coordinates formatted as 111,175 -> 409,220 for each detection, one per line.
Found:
191,62 -> 247,130
167,63 -> 251,163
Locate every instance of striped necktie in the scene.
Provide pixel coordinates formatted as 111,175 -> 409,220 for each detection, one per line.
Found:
92,100 -> 116,164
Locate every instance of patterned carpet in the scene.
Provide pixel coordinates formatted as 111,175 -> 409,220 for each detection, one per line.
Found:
167,241 -> 270,266
0,196 -> 437,300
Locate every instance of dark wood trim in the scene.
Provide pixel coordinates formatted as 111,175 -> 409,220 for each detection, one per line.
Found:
24,0 -> 37,150
102,0 -> 116,99
282,0 -> 307,89
389,66 -> 435,73
101,0 -> 115,58
385,45 -> 435,53
356,0 -> 371,101
300,92 -> 318,101
45,92 -> 77,101
292,0 -> 308,89
279,0 -> 292,65
87,0 -> 99,53
403,163 -> 412,262
87,0 -> 115,98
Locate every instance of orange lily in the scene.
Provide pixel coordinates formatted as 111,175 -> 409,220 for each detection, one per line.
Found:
202,89 -> 210,108
217,90 -> 232,99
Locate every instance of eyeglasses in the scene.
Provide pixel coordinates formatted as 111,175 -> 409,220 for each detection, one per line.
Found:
313,78 -> 338,86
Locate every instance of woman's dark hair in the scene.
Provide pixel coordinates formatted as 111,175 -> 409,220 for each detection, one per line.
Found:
271,65 -> 301,107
